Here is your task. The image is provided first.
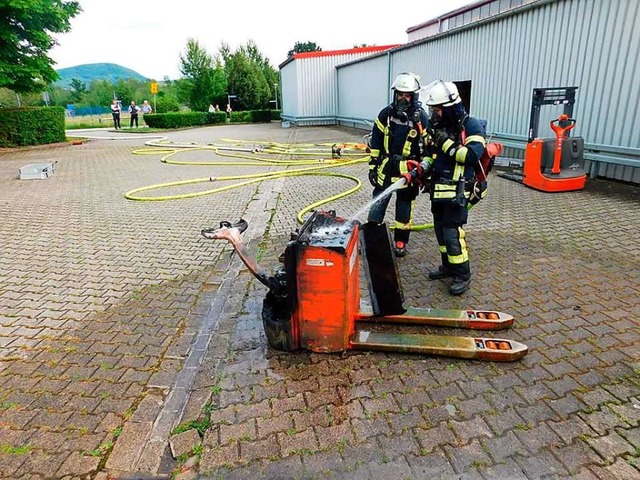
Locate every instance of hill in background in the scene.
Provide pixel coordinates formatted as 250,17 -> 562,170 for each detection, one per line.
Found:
55,63 -> 147,87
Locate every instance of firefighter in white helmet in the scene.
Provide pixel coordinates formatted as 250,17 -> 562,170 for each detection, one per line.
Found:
367,72 -> 430,257
421,80 -> 487,295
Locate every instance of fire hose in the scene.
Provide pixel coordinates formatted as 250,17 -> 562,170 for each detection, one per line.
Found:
125,139 -> 437,229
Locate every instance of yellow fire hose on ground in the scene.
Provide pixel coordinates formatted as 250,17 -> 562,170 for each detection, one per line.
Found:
125,139 -> 434,229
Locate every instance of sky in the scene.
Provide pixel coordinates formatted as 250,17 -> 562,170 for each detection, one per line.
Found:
50,0 -> 475,80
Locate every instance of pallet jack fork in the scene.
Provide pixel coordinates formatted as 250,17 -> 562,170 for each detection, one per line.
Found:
500,86 -> 587,192
202,211 -> 528,362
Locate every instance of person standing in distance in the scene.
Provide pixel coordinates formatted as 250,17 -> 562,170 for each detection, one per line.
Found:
110,99 -> 121,130
128,101 -> 141,128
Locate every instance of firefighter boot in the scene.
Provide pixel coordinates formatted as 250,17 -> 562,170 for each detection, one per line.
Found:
449,261 -> 471,295
428,253 -> 452,280
450,278 -> 471,295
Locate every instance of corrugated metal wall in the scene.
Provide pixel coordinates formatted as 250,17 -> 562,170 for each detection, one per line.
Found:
280,61 -> 298,119
337,54 -> 391,128
281,51 -> 397,126
335,0 -> 640,182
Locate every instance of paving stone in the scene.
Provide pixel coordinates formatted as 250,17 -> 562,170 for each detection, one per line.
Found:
443,439 -> 492,474
548,416 -> 595,444
546,393 -> 588,417
219,419 -> 257,446
277,428 -> 318,457
105,421 -> 152,471
406,450 -> 456,478
478,458 -> 529,480
450,416 -> 493,445
585,430 -> 635,460
514,449 -> 569,478
589,456 -> 640,480
169,429 -> 201,459
616,425 -> 640,449
514,422 -> 563,454
609,402 -> 640,425
376,430 -> 420,457
481,430 -> 527,462
414,422 -> 456,453
351,415 -> 392,442
361,455 -> 412,479
551,441 -> 600,474
578,406 -> 631,435
238,435 -> 280,463
483,407 -> 527,436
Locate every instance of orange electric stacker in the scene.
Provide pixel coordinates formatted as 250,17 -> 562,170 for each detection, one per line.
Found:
500,86 -> 587,192
202,211 -> 528,362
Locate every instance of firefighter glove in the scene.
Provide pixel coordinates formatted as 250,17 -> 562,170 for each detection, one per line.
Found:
368,168 -> 378,187
401,160 -> 422,186
419,159 -> 433,181
432,129 -> 458,157
469,180 -> 487,205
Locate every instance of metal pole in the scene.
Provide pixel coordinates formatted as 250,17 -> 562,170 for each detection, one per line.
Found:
153,93 -> 156,113
274,83 -> 278,110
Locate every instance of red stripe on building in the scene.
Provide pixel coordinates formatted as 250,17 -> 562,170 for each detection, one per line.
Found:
293,45 -> 400,59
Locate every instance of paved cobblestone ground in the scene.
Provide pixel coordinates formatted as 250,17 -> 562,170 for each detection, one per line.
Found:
0,124 -> 638,480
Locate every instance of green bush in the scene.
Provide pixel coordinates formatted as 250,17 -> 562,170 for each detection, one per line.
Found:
229,111 -> 251,123
271,110 -> 281,121
206,111 -> 227,124
228,110 -> 272,123
141,109 -> 275,129
0,107 -> 65,147
154,96 -> 180,113
143,112 -> 208,129
251,109 -> 273,123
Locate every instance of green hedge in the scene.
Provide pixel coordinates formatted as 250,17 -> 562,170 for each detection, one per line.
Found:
206,111 -> 227,124
229,109 -> 274,123
0,107 -> 66,147
142,109 -> 280,129
143,112 -> 207,129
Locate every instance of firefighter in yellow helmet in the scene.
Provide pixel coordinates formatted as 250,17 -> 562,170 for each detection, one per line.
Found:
422,80 -> 487,295
367,72 -> 430,257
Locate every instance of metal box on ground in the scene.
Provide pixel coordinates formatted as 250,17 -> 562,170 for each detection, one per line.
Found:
19,163 -> 55,180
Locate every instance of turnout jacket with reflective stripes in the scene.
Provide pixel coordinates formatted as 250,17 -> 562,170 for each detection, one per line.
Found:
427,116 -> 487,183
368,105 -> 429,187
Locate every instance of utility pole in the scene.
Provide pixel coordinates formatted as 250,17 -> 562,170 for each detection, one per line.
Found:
274,83 -> 279,110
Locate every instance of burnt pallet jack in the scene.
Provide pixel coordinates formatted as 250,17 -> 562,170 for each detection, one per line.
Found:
500,86 -> 587,192
202,211 -> 528,362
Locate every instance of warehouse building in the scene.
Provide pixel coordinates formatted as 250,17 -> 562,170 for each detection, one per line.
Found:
280,0 -> 640,183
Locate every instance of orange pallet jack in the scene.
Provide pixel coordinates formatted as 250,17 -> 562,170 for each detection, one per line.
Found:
501,87 -> 587,192
202,211 -> 528,362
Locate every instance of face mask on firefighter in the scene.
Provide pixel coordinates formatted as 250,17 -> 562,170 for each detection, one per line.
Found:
396,92 -> 411,110
429,106 -> 443,128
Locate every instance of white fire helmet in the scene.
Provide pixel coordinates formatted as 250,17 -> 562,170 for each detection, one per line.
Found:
423,80 -> 462,107
391,72 -> 421,93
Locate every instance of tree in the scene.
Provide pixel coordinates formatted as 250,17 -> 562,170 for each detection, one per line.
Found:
287,41 -> 322,58
222,41 -> 273,111
0,0 -> 81,93
69,78 -> 86,102
179,38 -> 227,112
244,40 -> 279,104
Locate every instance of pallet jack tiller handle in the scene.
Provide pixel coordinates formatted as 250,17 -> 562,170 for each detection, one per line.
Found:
549,114 -> 576,174
201,219 -> 272,287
